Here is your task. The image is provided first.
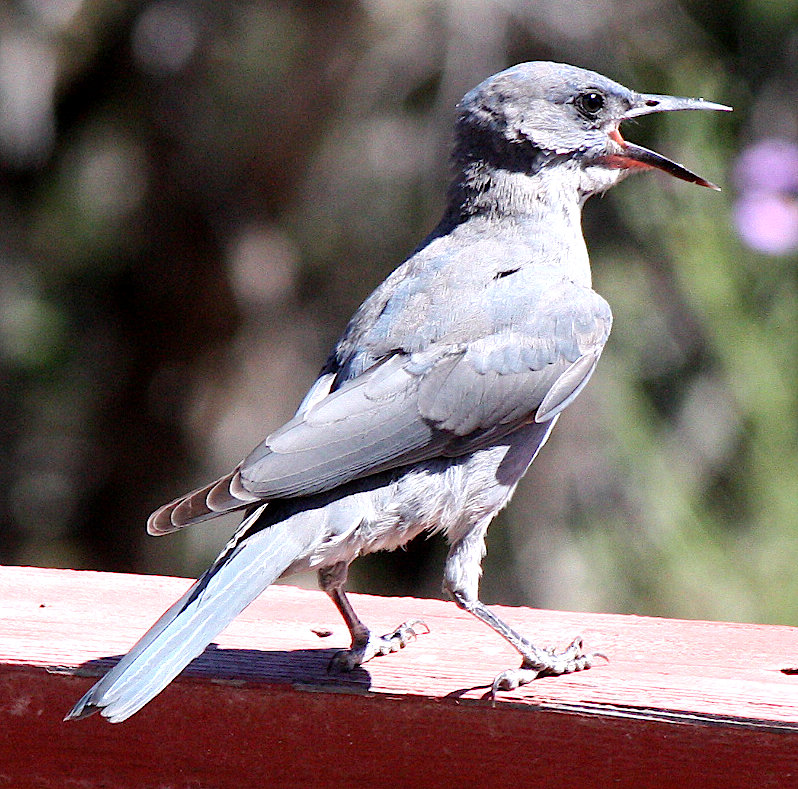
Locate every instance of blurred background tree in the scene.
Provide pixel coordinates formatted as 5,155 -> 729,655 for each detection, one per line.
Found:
2,0 -> 798,625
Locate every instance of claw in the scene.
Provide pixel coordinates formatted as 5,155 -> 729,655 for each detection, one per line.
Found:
491,667 -> 539,697
489,635 -> 602,700
328,618 -> 429,673
397,618 -> 431,639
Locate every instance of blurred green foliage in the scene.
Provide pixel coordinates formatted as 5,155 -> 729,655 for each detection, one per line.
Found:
2,0 -> 798,625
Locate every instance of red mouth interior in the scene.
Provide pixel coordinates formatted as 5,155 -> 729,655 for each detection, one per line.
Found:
608,128 -> 625,147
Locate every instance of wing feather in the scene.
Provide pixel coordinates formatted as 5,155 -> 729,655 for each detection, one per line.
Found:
152,279 -> 612,530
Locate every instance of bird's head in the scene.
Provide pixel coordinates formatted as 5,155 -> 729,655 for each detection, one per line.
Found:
454,61 -> 731,199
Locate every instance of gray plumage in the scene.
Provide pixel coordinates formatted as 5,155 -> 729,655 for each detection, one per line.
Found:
66,61 -> 729,723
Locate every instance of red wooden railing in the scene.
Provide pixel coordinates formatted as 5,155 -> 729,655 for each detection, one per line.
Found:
2,565 -> 797,787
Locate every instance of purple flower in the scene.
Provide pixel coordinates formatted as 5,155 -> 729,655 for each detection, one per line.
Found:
733,139 -> 798,255
734,192 -> 798,255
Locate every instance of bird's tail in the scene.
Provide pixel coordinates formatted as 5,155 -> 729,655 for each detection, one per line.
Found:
65,504 -> 321,723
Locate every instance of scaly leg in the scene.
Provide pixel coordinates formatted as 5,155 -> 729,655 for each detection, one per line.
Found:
444,519 -> 600,696
319,561 -> 428,671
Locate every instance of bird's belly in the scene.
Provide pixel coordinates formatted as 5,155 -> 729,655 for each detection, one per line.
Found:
296,420 -> 555,572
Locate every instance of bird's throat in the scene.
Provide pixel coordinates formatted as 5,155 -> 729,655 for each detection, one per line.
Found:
443,162 -> 592,287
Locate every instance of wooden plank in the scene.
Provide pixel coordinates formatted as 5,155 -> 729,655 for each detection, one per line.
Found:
2,565 -> 798,788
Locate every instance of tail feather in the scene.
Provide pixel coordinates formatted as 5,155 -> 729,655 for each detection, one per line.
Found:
66,504 -> 322,723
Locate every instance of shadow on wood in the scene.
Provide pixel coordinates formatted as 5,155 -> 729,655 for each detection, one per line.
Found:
2,565 -> 798,788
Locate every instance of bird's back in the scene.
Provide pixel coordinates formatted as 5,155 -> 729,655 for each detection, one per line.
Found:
328,207 -> 605,387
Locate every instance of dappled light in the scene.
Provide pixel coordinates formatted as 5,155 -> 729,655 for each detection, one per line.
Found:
1,0 -> 797,626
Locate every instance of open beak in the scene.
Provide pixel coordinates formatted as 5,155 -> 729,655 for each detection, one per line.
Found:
605,93 -> 732,190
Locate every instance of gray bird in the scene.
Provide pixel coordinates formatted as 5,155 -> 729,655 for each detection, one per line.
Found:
66,61 -> 730,723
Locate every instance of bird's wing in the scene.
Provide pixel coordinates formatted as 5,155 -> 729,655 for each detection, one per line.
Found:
149,284 -> 611,533
417,330 -> 603,455
238,288 -> 611,495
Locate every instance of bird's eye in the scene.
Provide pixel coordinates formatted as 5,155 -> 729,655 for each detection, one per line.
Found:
575,91 -> 605,118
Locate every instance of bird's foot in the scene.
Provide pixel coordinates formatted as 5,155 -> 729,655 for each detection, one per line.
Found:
491,636 -> 603,697
328,619 -> 429,672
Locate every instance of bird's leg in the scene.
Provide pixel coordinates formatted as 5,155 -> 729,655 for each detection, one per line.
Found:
319,561 -> 428,672
444,522 -> 598,696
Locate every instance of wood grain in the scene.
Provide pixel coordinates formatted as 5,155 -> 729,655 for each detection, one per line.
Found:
2,565 -> 798,788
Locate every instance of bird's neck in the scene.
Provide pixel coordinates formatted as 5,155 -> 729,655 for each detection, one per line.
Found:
440,160 -> 594,286
447,157 -> 586,217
